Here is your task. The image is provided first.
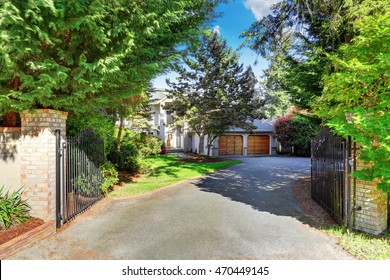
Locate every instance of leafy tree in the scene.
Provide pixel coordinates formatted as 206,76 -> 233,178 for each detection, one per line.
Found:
0,0 -> 221,126
112,92 -> 151,151
315,8 -> 390,192
167,32 -> 264,155
273,115 -> 294,149
242,0 -> 390,191
274,114 -> 320,155
263,90 -> 292,118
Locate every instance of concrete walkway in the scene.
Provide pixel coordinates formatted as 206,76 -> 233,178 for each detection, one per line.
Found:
8,157 -> 351,260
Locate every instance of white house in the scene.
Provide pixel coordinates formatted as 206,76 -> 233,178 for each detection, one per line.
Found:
149,89 -> 276,156
188,118 -> 276,156
149,89 -> 186,149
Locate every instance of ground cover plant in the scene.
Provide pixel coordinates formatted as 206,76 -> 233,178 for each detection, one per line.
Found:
109,154 -> 240,197
0,186 -> 30,230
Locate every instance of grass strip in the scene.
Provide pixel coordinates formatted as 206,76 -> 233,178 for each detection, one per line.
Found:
109,154 -> 240,197
323,226 -> 390,260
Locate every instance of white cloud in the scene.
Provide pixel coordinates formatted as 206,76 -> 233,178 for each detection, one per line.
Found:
244,0 -> 280,20
212,25 -> 221,35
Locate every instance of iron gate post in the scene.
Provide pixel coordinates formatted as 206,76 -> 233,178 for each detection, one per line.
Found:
55,129 -> 62,228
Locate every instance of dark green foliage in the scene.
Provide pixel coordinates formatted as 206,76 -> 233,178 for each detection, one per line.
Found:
109,128 -> 162,173
274,115 -> 320,155
241,0 -> 354,109
0,186 -> 31,230
290,116 -> 320,151
120,129 -> 162,158
100,161 -> 119,194
66,110 -> 116,157
0,0 -> 221,115
315,6 -> 390,191
263,90 -> 292,118
243,0 -> 390,190
167,32 -> 265,155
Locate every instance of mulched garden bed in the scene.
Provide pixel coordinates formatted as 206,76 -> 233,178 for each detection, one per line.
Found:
292,176 -> 337,228
177,153 -> 230,163
0,218 -> 44,245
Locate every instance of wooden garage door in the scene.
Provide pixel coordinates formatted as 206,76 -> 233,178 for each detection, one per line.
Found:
247,135 -> 270,155
219,135 -> 243,155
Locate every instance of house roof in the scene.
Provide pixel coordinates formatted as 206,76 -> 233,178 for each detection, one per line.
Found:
228,118 -> 275,133
150,89 -> 169,104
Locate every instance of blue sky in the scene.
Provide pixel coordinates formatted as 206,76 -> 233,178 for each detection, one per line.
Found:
152,0 -> 278,89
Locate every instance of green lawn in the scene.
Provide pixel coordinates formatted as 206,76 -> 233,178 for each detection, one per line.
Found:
323,226 -> 390,260
109,154 -> 241,197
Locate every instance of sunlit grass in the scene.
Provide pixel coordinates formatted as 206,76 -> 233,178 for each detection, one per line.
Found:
109,154 -> 240,197
323,226 -> 390,260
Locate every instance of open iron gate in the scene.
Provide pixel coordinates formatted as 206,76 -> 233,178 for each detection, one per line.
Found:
56,128 -> 104,228
311,128 -> 352,225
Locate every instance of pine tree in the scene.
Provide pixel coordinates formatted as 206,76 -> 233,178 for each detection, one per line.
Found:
166,32 -> 264,155
0,0 -> 221,125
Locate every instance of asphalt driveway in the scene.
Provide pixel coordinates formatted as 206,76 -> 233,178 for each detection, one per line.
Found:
8,156 -> 351,260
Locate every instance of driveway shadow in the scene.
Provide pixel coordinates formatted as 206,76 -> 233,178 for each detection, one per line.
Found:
194,157 -> 312,221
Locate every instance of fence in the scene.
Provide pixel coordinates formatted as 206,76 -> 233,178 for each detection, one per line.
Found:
311,128 -> 350,224
56,128 -> 104,228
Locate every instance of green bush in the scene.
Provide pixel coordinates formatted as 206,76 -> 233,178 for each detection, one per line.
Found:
120,129 -> 162,157
100,161 -> 119,194
0,186 -> 31,230
138,159 -> 152,174
109,129 -> 162,173
67,111 -> 116,157
73,174 -> 103,197
274,114 -> 320,155
139,135 -> 162,157
108,143 -> 138,172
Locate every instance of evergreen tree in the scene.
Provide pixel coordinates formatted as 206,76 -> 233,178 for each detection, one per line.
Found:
0,0 -> 221,125
166,32 -> 264,155
315,7 -> 390,191
241,0 -> 389,109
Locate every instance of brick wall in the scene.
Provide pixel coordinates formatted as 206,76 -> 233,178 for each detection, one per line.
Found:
353,147 -> 388,235
20,109 -> 68,221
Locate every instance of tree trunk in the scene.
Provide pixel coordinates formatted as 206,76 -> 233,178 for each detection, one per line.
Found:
206,136 -> 214,156
3,112 -> 17,127
116,117 -> 124,151
3,77 -> 20,127
198,133 -> 205,155
207,144 -> 211,156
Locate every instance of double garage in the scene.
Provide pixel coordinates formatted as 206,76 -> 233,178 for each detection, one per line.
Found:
218,135 -> 270,156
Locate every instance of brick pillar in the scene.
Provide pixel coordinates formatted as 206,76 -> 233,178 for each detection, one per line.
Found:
353,149 -> 388,235
20,109 -> 68,221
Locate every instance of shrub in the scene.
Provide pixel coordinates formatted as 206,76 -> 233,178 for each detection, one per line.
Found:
67,111 -> 116,157
0,186 -> 31,230
73,174 -> 103,197
109,128 -> 162,173
100,161 -> 119,194
274,114 -> 320,155
108,143 -> 138,172
119,129 -> 162,157
139,135 -> 163,157
138,159 -> 152,174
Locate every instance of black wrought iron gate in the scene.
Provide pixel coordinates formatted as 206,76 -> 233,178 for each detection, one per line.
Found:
311,128 -> 351,225
56,128 -> 104,228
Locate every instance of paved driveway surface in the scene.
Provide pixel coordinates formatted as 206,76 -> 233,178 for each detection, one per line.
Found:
8,157 -> 351,260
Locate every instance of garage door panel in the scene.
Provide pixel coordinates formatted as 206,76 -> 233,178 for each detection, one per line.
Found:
219,135 -> 243,155
248,135 -> 270,155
